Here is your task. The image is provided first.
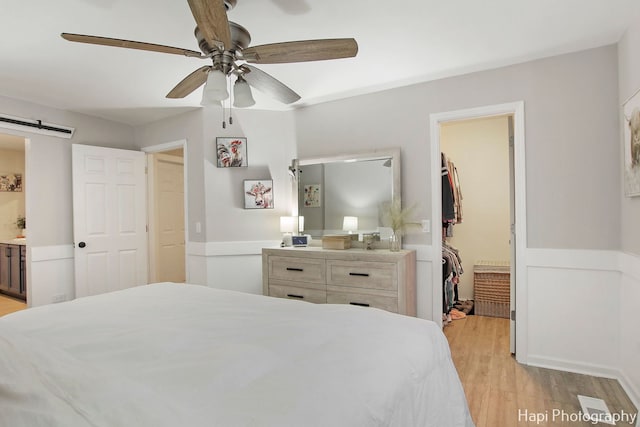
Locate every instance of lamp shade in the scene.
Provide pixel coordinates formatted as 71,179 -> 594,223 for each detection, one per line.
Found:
280,216 -> 296,233
342,216 -> 358,233
233,77 -> 256,108
201,68 -> 229,104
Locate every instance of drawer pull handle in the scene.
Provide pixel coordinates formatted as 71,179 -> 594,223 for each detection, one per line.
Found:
287,294 -> 304,299
350,302 -> 370,307
349,272 -> 370,277
286,267 -> 304,272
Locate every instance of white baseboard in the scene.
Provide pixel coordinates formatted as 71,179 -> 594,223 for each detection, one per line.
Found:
618,371 -> 640,415
526,355 -> 621,380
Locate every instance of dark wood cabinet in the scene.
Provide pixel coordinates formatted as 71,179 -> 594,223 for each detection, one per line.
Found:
0,244 -> 26,300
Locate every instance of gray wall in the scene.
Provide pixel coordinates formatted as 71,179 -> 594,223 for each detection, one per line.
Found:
0,95 -> 136,247
295,45 -> 621,251
135,105 -> 297,244
134,108 -> 207,242
617,16 -> 640,411
618,19 -> 640,256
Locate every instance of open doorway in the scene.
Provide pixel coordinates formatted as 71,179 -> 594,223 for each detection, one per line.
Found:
430,102 -> 527,360
0,133 -> 27,305
144,141 -> 188,284
440,114 -> 513,344
0,134 -> 27,305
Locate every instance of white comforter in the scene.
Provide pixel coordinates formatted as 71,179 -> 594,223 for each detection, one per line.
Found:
0,283 -> 474,427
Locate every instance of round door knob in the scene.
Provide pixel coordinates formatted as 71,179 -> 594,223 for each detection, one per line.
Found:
78,242 -> 86,248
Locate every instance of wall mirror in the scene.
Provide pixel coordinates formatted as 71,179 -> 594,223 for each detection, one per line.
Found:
292,148 -> 401,239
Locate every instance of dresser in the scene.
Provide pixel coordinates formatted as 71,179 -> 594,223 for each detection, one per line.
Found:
262,247 -> 417,316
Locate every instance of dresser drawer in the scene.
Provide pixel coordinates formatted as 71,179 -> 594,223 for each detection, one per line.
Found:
263,248 -> 416,316
327,290 -> 398,313
326,260 -> 397,291
270,284 -> 327,304
269,256 -> 325,284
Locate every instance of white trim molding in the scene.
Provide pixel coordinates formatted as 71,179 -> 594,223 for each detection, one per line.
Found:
429,101 -> 528,361
30,244 -> 74,262
187,240 -> 282,257
526,248 -> 620,271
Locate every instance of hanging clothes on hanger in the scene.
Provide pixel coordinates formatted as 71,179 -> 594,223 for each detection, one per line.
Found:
442,153 -> 456,223
442,241 -> 464,319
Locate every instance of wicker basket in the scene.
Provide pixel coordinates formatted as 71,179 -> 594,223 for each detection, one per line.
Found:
474,261 -> 510,318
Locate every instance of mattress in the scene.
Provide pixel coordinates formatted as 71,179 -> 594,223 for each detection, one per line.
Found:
0,282 -> 474,427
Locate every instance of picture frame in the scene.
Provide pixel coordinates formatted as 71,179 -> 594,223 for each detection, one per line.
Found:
216,137 -> 247,168
303,184 -> 321,207
244,179 -> 273,209
623,88 -> 640,197
0,173 -> 22,192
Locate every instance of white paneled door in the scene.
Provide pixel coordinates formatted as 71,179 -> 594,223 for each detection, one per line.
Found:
153,153 -> 185,283
72,144 -> 147,298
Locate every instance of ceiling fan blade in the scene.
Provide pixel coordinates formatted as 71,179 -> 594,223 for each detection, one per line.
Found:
242,65 -> 300,104
187,0 -> 232,50
166,66 -> 211,98
61,33 -> 203,58
243,38 -> 358,64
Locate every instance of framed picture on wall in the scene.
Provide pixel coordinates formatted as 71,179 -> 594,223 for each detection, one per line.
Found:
0,173 -> 22,192
244,179 -> 273,209
623,88 -> 640,197
216,137 -> 247,167
303,184 -> 321,207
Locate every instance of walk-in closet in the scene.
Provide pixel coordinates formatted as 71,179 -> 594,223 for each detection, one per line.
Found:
440,115 -> 513,331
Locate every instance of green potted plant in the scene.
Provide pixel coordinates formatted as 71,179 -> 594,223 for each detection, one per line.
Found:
16,216 -> 26,237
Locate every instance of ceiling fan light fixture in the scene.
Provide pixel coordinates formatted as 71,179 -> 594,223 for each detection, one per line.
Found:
233,77 -> 255,108
201,68 -> 229,104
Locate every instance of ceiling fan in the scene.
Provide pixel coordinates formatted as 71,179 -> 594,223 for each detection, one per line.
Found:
61,0 -> 358,108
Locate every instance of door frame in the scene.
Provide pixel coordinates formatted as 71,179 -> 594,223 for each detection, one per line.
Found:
429,101 -> 528,363
142,139 -> 189,283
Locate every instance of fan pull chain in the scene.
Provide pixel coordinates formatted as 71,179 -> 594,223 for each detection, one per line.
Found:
222,99 -> 227,129
222,102 -> 226,129
228,78 -> 233,125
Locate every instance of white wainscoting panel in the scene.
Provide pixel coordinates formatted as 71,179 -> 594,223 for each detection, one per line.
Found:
185,242 -> 208,285
187,241 -> 280,295
29,245 -> 75,307
525,249 -> 621,378
406,244 -> 434,321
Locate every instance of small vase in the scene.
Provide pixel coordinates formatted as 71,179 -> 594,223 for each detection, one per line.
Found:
389,232 -> 401,252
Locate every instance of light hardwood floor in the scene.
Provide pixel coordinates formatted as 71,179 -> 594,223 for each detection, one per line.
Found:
443,315 -> 637,427
0,294 -> 27,317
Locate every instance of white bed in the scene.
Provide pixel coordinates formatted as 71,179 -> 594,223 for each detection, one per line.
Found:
0,282 -> 474,427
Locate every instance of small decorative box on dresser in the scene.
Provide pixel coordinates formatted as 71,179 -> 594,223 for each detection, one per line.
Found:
262,247 -> 417,316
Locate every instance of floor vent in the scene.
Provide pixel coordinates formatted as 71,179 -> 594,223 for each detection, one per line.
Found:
578,395 -> 615,425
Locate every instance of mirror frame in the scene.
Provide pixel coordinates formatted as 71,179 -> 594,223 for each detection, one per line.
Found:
291,148 -> 401,236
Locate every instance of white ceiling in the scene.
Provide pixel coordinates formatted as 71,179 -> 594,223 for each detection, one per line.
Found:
2,0 -> 639,127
